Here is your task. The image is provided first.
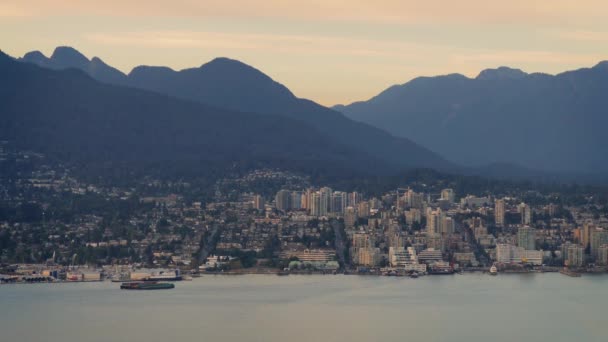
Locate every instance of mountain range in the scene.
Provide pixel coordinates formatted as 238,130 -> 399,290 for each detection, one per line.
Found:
2,50 -> 384,177
334,63 -> 608,174
17,47 -> 451,174
11,46 -> 608,181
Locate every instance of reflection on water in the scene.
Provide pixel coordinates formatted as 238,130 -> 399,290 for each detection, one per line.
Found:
1,274 -> 607,342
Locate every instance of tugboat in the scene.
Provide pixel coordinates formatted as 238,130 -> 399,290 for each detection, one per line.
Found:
489,264 -> 498,276
120,282 -> 175,290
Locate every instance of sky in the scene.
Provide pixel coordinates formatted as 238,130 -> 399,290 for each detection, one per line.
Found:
2,1 -> 608,106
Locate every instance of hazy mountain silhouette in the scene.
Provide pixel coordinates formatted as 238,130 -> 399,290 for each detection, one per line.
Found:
1,50 -> 390,175
21,46 -> 128,85
18,47 -> 453,172
335,63 -> 608,173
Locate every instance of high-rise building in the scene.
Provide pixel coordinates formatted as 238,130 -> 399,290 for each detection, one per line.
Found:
253,195 -> 265,210
351,233 -> 379,266
301,189 -> 312,209
388,232 -> 405,249
275,190 -> 291,211
495,199 -> 505,227
405,190 -> 424,209
290,191 -> 302,210
358,201 -> 370,218
597,245 -> 608,266
319,187 -> 332,216
352,233 -> 374,249
518,202 -> 532,225
347,192 -> 361,207
441,216 -> 455,235
344,206 -> 358,228
330,191 -> 346,214
517,226 -> 536,250
405,209 -> 421,226
590,229 -> 608,259
441,188 -> 455,203
567,245 -> 585,267
310,192 -> 321,216
426,208 -> 439,235
389,247 -> 418,267
582,221 -> 594,250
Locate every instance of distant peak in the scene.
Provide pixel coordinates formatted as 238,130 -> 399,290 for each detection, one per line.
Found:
593,60 -> 608,71
128,65 -> 175,76
201,57 -> 257,72
199,57 -> 278,82
50,46 -> 90,65
0,49 -> 13,62
476,66 -> 528,80
90,56 -> 110,66
22,50 -> 47,60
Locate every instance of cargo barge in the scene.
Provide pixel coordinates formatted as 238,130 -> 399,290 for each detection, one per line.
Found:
120,282 -> 175,290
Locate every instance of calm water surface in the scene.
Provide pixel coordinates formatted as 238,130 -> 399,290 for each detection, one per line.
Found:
1,273 -> 607,342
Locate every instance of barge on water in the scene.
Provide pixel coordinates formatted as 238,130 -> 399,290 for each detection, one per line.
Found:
120,282 -> 175,290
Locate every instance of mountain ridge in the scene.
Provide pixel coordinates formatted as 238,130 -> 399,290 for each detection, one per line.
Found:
334,61 -> 608,174
17,46 -> 453,172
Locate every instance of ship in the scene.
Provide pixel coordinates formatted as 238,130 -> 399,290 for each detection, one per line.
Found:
120,282 -> 175,290
145,269 -> 183,281
489,265 -> 498,275
129,269 -> 184,282
427,262 -> 454,275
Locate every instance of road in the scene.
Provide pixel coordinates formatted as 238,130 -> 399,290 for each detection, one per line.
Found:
330,219 -> 347,268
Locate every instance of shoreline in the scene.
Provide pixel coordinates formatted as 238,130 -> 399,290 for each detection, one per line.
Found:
2,268 -> 606,285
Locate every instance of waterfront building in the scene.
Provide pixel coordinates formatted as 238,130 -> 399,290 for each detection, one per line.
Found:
356,248 -> 380,266
566,245 -> 585,268
589,229 -> 608,259
597,245 -> 608,266
279,249 -> 336,263
418,248 -> 443,264
496,244 -> 542,265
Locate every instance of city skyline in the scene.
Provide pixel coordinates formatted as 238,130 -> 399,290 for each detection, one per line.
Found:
2,0 -> 608,105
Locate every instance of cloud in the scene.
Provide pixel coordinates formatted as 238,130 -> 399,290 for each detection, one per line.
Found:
84,30 -> 440,59
2,0 -> 607,25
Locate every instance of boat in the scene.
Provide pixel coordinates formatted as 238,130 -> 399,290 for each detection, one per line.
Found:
409,272 -> 419,278
143,269 -> 183,282
120,282 -> 175,290
559,268 -> 581,277
277,269 -> 290,276
489,265 -> 498,275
